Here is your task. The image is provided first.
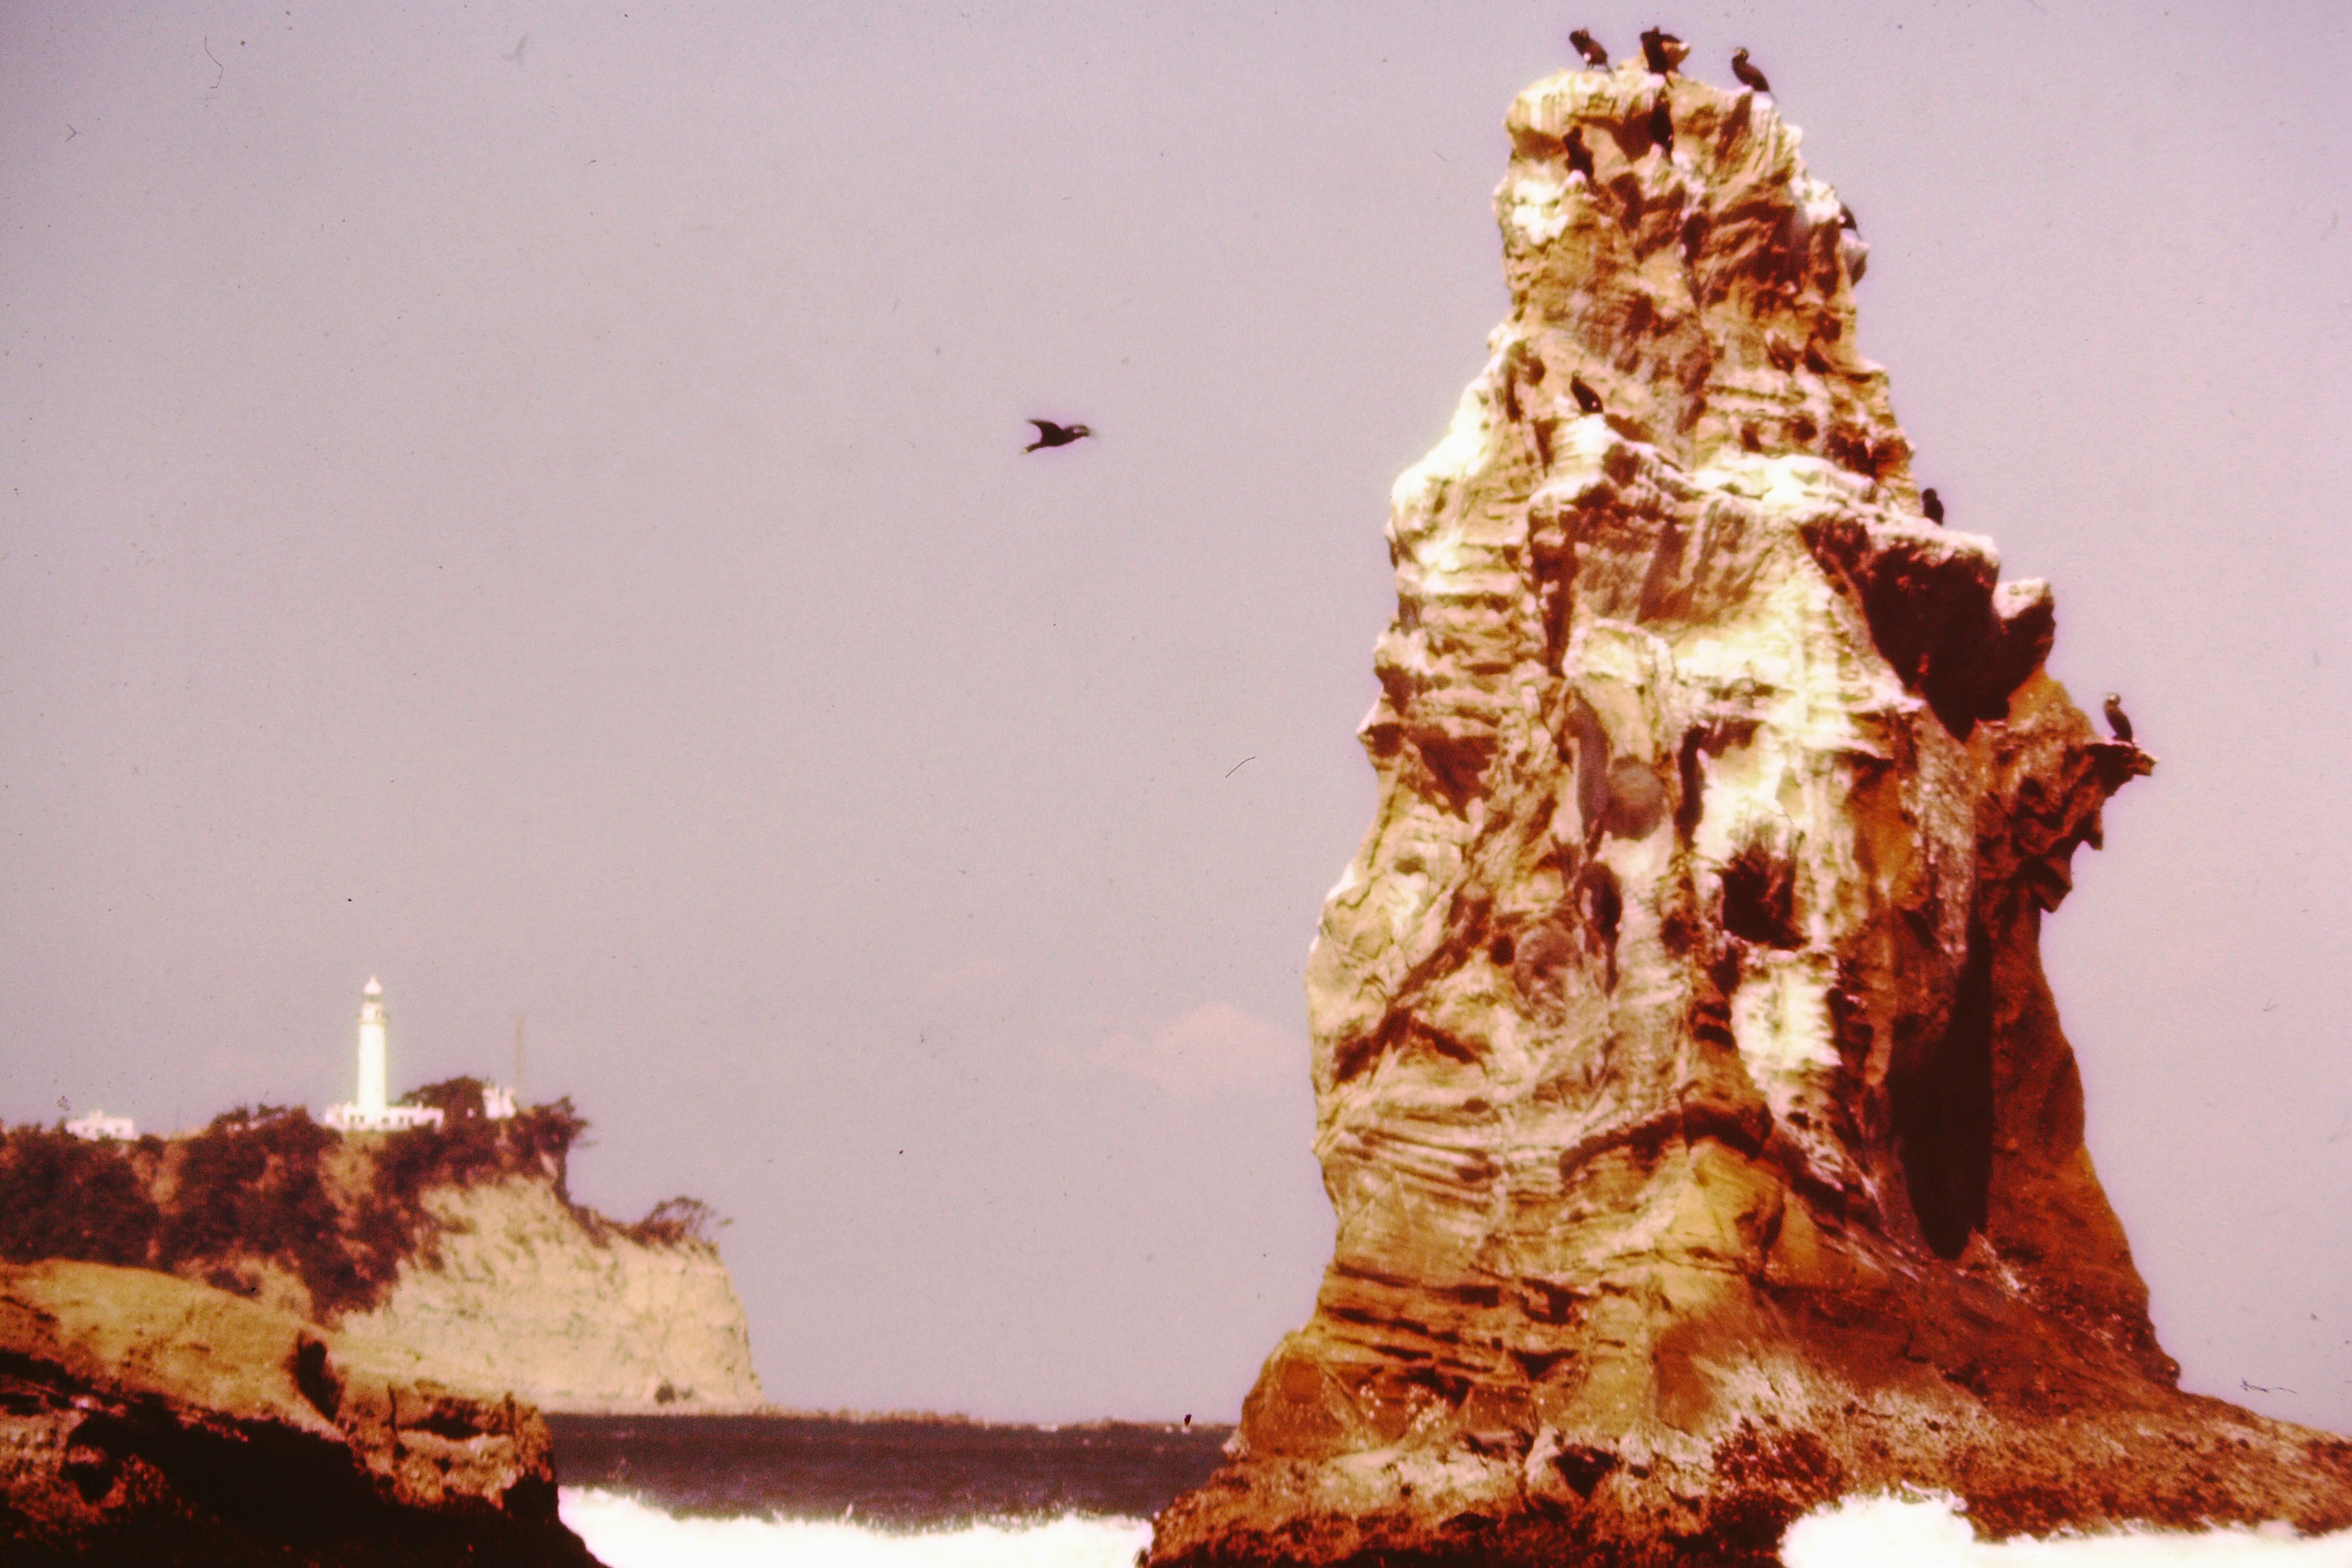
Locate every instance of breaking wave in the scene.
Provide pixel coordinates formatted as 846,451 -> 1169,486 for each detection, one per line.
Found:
567,1487 -> 2352,1567
1782,1494 -> 2352,1566
560,1488 -> 1152,1567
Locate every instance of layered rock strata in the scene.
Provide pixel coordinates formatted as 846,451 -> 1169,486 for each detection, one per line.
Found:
0,1259 -> 598,1565
336,1177 -> 763,1413
1152,62 -> 2352,1565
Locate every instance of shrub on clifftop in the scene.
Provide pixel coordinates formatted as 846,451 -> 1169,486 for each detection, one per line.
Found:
0,1127 -> 158,1268
0,1093 -> 600,1319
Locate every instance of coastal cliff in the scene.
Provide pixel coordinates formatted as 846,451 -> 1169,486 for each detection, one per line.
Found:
0,1259 -> 597,1565
0,1085 -> 762,1414
1151,62 -> 2352,1565
336,1176 -> 762,1412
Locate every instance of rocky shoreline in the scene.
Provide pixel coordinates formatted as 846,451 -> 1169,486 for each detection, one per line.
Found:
0,1259 -> 599,1565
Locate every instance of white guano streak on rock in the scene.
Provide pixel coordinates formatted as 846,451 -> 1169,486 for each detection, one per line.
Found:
1503,172 -> 1570,247
1390,383 -> 1494,520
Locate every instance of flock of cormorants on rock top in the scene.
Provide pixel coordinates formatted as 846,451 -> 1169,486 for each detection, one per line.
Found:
1020,24 -> 2142,749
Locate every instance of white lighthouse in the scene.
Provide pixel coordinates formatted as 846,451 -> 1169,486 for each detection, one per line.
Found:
322,978 -> 445,1134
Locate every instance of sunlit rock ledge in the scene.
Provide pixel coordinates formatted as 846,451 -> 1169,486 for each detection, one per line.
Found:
0,1260 -> 598,1565
1150,62 -> 2352,1568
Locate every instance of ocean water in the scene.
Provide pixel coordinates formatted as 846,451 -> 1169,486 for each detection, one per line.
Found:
560,1492 -> 1150,1568
552,1416 -> 2352,1568
551,1414 -> 1209,1568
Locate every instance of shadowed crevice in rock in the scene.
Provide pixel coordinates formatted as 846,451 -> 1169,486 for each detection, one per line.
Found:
1890,922 -> 1995,1259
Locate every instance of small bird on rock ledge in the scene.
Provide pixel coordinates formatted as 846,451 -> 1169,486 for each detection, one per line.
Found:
2102,694 -> 2136,745
1730,48 -> 1772,94
1921,487 -> 1945,525
1024,419 -> 1093,452
1571,29 -> 1608,68
1639,27 -> 1689,75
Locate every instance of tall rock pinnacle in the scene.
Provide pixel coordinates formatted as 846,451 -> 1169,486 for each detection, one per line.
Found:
1152,63 -> 2352,1566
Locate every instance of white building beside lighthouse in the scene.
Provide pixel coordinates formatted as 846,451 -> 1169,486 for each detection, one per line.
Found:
321,978 -> 445,1134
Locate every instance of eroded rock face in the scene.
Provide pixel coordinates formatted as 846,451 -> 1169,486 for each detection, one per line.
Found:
0,1260 -> 598,1566
334,1177 -> 764,1414
1151,64 -> 2352,1566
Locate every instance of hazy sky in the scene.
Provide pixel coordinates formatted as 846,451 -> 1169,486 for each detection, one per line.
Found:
3,1 -> 2347,1429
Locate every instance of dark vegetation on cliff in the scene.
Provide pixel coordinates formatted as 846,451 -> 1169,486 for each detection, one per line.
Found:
0,1084 -> 594,1319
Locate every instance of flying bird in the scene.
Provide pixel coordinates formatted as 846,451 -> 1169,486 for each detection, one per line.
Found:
1920,487 -> 1945,525
2102,694 -> 2135,745
1648,93 -> 1674,154
1024,419 -> 1093,452
1564,127 -> 1596,182
1571,376 -> 1604,415
1639,27 -> 1688,75
1730,48 -> 1771,93
1571,29 -> 1609,68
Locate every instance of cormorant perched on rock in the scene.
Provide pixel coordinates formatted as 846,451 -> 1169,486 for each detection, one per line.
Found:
2102,694 -> 2135,745
1571,29 -> 1608,68
1920,487 -> 1944,525
1571,375 -> 1604,415
1564,127 -> 1596,182
1024,419 -> 1093,451
1648,93 -> 1674,154
1639,27 -> 1688,75
1730,48 -> 1771,93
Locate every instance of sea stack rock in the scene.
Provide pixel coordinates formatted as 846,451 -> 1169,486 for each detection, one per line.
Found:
1150,64 -> 2352,1565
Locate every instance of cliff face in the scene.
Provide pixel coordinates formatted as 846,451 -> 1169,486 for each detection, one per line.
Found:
335,1177 -> 763,1413
0,1259 -> 596,1566
1152,63 -> 2352,1566
0,1094 -> 762,1416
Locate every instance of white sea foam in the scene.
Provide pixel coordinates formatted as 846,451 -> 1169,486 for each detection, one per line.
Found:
1782,1494 -> 2352,1567
560,1488 -> 1153,1568
562,1488 -> 2352,1567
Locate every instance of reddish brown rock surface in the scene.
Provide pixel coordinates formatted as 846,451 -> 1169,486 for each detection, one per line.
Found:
1149,63 -> 2352,1567
0,1259 -> 599,1565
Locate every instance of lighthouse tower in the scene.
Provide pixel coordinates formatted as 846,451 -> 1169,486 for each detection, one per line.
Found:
322,978 -> 445,1134
356,977 -> 390,1116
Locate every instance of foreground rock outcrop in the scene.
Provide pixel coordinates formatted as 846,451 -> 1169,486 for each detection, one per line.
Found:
1152,61 -> 2352,1566
0,1088 -> 763,1414
0,1260 -> 598,1565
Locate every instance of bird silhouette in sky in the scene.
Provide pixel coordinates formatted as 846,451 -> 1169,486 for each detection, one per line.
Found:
1025,420 -> 1093,452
